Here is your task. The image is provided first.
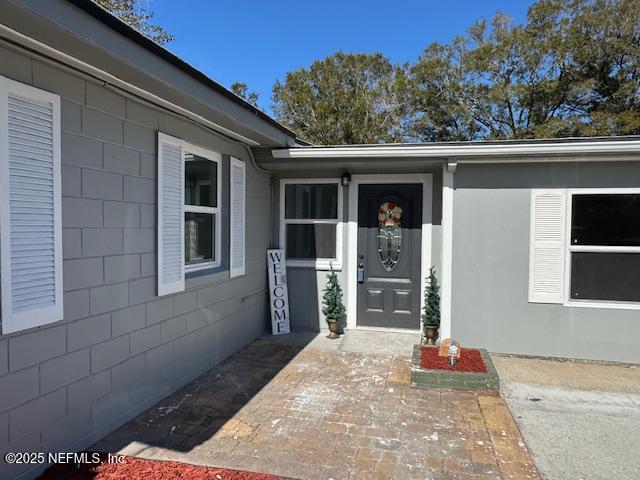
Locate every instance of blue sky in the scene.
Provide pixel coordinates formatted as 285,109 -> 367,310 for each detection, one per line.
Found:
150,0 -> 534,115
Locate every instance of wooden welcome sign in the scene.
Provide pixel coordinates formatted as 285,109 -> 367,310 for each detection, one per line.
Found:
267,249 -> 291,335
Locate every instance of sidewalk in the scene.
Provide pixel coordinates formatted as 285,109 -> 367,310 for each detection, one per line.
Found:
492,355 -> 640,480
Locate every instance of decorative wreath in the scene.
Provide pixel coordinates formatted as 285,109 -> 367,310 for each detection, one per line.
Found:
378,202 -> 403,227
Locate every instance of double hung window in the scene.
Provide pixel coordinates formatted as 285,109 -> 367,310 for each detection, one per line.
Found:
184,151 -> 221,272
281,180 -> 342,269
568,192 -> 640,304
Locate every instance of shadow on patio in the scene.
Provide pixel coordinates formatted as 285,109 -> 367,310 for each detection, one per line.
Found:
92,332 -> 318,455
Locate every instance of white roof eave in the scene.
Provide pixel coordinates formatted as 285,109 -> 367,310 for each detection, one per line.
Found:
271,139 -> 640,162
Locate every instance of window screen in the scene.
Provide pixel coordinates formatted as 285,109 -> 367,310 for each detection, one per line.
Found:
285,184 -> 338,219
570,252 -> 640,302
185,153 -> 217,207
185,212 -> 214,265
286,224 -> 337,259
571,194 -> 640,246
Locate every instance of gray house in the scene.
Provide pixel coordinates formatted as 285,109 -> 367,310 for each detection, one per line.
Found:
263,141 -> 640,366
0,1 -> 639,479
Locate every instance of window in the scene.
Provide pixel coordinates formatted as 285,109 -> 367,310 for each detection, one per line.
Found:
568,192 -> 640,304
184,150 -> 221,272
281,180 -> 342,269
158,134 -> 243,296
530,188 -> 640,308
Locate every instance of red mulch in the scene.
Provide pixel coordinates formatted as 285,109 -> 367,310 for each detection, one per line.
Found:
37,453 -> 282,480
420,346 -> 487,373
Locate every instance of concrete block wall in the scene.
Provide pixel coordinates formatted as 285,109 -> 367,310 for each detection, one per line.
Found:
0,44 -> 271,480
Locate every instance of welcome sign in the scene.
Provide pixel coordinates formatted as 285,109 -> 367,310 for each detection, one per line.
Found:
267,249 -> 291,335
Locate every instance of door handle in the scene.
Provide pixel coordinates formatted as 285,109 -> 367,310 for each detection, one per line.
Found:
357,254 -> 365,283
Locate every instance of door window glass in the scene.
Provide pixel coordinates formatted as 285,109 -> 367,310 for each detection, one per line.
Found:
377,201 -> 402,271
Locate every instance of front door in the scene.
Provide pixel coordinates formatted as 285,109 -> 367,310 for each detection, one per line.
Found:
357,184 -> 422,329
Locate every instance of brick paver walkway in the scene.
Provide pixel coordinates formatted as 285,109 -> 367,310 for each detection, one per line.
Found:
94,336 -> 539,480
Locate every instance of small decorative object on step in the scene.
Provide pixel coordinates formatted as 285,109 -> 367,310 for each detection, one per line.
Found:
447,340 -> 460,367
438,338 -> 462,367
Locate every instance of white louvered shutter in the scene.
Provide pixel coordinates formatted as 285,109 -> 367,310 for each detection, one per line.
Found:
230,157 -> 246,278
157,133 -> 185,296
0,76 -> 63,334
528,189 -> 567,304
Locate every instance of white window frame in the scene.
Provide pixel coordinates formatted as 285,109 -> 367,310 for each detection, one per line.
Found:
280,178 -> 343,270
183,142 -> 222,273
564,187 -> 640,310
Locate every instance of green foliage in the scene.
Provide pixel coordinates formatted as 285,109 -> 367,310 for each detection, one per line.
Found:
421,267 -> 440,327
322,267 -> 346,320
409,0 -> 640,140
272,52 -> 410,144
95,0 -> 174,45
274,0 -> 640,143
231,82 -> 260,108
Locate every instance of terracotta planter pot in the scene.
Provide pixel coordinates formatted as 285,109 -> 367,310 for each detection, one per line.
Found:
326,318 -> 340,339
423,325 -> 439,345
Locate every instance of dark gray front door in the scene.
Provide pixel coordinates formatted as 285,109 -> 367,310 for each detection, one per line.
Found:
357,184 -> 422,329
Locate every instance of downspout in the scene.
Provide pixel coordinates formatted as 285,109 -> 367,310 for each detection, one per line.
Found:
226,140 -> 278,249
440,160 -> 457,340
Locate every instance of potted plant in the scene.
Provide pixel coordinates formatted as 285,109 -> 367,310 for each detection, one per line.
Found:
421,266 -> 440,345
322,266 -> 345,339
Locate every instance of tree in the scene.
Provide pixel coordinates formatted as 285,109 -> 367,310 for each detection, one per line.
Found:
231,82 -> 260,108
409,0 -> 640,141
535,0 -> 640,137
95,0 -> 174,45
272,52 -> 409,144
410,12 -> 575,140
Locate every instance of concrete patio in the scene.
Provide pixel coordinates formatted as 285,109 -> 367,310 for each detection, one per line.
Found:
93,331 -> 539,479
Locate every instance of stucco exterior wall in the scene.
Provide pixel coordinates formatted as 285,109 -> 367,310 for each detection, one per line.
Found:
0,43 -> 270,480
451,162 -> 640,363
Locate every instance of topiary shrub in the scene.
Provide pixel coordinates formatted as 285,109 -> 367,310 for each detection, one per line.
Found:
421,266 -> 440,328
322,266 -> 346,320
